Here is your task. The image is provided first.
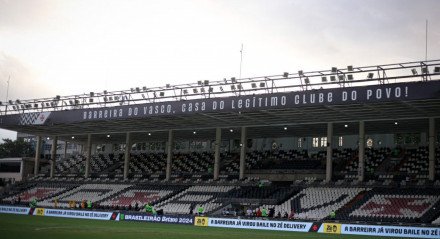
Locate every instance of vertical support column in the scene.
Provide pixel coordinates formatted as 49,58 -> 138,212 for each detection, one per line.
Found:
326,122 -> 333,182
123,132 -> 131,180
64,141 -> 68,159
165,130 -> 174,181
50,136 -> 58,178
85,134 -> 92,178
358,121 -> 365,182
429,118 -> 435,181
34,136 -> 42,175
239,126 -> 247,180
214,128 -> 221,180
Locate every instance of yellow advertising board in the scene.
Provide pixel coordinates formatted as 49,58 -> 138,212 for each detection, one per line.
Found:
194,216 -> 209,226
35,208 -> 45,216
323,223 -> 341,234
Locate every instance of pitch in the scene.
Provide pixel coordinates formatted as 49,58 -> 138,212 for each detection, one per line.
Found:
0,214 -> 409,239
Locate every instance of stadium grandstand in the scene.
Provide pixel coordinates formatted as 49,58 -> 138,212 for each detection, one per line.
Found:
1,59 -> 440,235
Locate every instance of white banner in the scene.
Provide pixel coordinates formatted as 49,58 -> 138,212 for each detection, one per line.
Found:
342,224 -> 440,239
44,209 -> 114,220
0,205 -> 30,215
208,218 -> 312,232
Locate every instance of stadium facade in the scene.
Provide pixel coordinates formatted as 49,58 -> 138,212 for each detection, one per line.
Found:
0,59 -> 440,231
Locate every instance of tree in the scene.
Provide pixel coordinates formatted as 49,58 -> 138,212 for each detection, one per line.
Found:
0,139 -> 35,158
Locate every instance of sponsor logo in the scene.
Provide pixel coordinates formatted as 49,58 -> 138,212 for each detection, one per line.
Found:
194,217 -> 208,227
123,213 -> 193,225
323,223 -> 341,234
35,208 -> 45,216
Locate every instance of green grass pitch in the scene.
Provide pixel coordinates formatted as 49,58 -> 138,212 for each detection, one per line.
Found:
0,214 -> 407,239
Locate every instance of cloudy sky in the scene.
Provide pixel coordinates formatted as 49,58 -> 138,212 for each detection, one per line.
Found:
0,0 -> 439,141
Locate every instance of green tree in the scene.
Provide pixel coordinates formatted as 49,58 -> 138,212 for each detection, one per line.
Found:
0,139 -> 35,158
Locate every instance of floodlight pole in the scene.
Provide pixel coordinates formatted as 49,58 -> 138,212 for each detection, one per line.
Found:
5,75 -> 10,102
239,44 -> 243,79
425,20 -> 428,61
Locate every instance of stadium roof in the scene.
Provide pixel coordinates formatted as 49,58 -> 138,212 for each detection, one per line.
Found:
1,60 -> 439,143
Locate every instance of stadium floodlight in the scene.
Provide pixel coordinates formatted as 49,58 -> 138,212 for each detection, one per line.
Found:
321,76 -> 327,82
422,67 -> 429,74
344,124 -> 348,128
411,69 -> 418,75
148,132 -> 151,136
193,88 -> 198,93
304,78 -> 310,84
347,74 -> 354,80
251,83 -> 257,88
259,82 -> 265,87
193,131 -> 196,134
347,65 -> 353,71
283,72 -> 289,78
330,76 -> 336,81
230,129 -> 234,132
284,127 -> 287,130
298,70 -> 303,76
204,80 -> 209,86
367,72 -> 374,79
434,67 -> 440,73
231,77 -> 236,83
331,67 -> 337,73
107,134 -> 110,138
71,136 -> 75,139
159,92 -> 165,97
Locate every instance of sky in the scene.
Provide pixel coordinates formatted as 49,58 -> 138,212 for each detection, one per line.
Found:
0,0 -> 440,141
